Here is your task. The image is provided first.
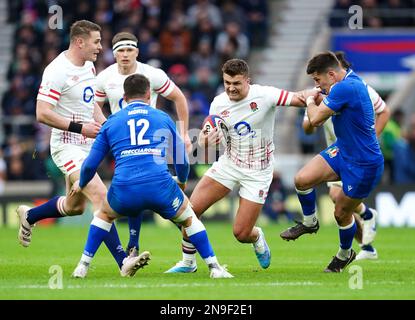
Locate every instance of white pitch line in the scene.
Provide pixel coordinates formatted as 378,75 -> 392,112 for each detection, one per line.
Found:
2,281 -> 323,290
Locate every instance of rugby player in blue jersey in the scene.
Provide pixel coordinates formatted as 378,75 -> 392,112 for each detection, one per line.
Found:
71,74 -> 233,278
280,52 -> 384,272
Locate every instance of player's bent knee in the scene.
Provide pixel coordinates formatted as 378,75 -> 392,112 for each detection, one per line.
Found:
66,204 -> 85,216
232,226 -> 250,242
329,187 -> 341,203
334,206 -> 351,223
172,204 -> 205,236
68,207 -> 85,216
294,173 -> 310,190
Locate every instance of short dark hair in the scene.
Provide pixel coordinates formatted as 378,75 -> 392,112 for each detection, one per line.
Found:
70,20 -> 101,41
306,51 -> 341,75
334,51 -> 352,69
112,32 -> 138,46
222,59 -> 249,77
124,74 -> 150,99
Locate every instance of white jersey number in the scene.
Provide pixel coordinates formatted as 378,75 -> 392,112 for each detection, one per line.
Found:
127,119 -> 150,146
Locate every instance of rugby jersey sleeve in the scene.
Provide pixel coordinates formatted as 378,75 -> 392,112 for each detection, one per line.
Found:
323,82 -> 349,113
150,67 -> 175,97
37,65 -> 65,106
262,86 -> 293,108
166,115 -> 189,183
95,70 -> 107,103
367,85 -> 386,114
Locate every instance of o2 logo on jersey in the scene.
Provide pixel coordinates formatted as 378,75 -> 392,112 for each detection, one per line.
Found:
234,121 -> 256,138
83,86 -> 94,103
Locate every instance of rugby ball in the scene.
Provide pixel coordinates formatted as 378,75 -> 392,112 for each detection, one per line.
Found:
202,115 -> 226,133
202,114 -> 230,146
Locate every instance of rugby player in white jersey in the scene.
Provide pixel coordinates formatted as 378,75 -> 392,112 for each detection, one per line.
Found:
166,58 -> 307,273
16,20 -> 148,278
94,32 -> 190,256
296,51 -> 390,260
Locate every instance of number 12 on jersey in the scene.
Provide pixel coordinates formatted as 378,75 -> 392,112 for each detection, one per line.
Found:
127,119 -> 150,146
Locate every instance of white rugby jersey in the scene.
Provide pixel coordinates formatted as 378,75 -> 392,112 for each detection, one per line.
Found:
304,85 -> 386,145
95,61 -> 175,113
210,84 -> 294,170
37,51 -> 96,148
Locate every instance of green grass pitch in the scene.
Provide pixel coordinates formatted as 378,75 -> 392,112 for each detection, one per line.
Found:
0,222 -> 414,300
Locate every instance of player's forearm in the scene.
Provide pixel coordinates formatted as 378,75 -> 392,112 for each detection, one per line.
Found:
306,96 -> 332,127
93,103 -> 107,124
79,148 -> 105,188
303,119 -> 316,134
36,102 -> 72,131
375,105 -> 391,137
306,102 -> 324,127
173,138 -> 190,183
172,91 -> 189,136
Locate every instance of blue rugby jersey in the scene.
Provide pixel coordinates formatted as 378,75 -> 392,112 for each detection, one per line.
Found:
323,70 -> 383,166
79,100 -> 189,188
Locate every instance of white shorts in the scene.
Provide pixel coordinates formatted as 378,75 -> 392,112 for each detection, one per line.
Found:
205,155 -> 273,204
51,143 -> 92,176
327,181 -> 342,188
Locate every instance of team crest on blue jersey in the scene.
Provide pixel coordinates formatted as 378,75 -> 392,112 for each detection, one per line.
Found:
250,102 -> 258,112
326,146 -> 339,158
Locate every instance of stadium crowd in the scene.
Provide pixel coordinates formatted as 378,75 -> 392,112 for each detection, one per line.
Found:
2,0 -> 268,183
1,0 -> 414,188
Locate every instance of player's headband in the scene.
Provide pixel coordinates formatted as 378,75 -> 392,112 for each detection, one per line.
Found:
112,40 -> 138,53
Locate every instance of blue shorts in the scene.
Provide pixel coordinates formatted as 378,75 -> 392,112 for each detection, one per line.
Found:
107,176 -> 184,220
320,144 -> 384,199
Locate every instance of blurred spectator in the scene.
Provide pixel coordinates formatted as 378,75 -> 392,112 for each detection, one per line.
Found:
381,0 -> 414,27
190,16 -> 218,51
159,18 -> 192,68
393,113 -> 415,183
220,0 -> 247,34
163,63 -> 191,114
329,0 -> 415,28
186,0 -> 223,31
189,39 -> 219,73
137,27 -> 157,63
215,21 -> 250,60
297,109 -> 320,154
189,66 -> 219,104
4,0 -> 269,181
380,108 -> 404,183
240,0 -> 268,47
3,136 -> 40,180
262,171 -> 295,222
0,151 -> 6,195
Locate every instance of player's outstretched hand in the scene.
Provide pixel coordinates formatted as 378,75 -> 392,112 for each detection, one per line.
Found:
199,127 -> 223,147
184,132 -> 193,154
303,88 -> 321,100
69,180 -> 82,197
82,121 -> 102,138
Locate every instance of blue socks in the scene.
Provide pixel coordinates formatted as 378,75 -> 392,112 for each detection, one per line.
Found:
361,206 -> 373,221
361,244 -> 375,252
26,196 -> 66,225
81,217 -> 126,269
296,188 -> 317,226
127,215 -> 142,251
188,230 -> 214,259
83,217 -> 113,260
103,224 -> 127,268
339,218 -> 357,250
